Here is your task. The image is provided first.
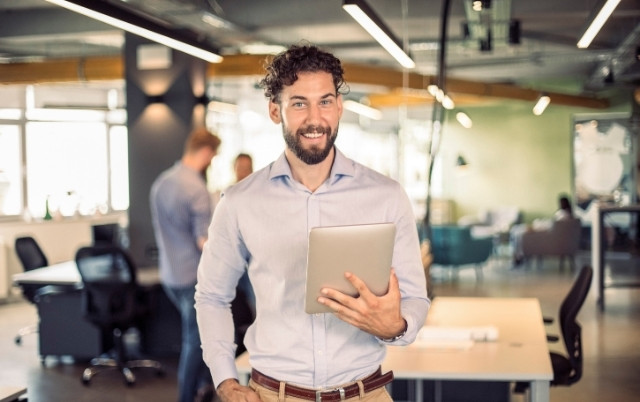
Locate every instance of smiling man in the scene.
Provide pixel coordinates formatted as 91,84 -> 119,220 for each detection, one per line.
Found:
195,44 -> 430,402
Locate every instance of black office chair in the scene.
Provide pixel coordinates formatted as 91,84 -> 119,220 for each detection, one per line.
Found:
75,245 -> 163,386
14,236 -> 66,345
515,265 -> 593,393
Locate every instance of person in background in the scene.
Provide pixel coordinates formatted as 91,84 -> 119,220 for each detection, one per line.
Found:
195,43 -> 429,402
233,153 -> 253,183
511,194 -> 574,266
150,127 -> 221,402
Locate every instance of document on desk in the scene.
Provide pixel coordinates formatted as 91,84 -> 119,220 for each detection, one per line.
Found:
413,325 -> 499,350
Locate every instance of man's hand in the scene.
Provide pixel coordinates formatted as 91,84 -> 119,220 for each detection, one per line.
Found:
317,268 -> 405,339
217,379 -> 261,402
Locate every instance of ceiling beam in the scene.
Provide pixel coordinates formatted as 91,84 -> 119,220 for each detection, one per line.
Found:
0,54 -> 609,109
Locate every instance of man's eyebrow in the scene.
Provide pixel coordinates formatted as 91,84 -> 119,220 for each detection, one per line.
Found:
289,93 -> 337,101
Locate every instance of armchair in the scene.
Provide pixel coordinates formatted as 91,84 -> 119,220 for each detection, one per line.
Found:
429,225 -> 493,279
521,218 -> 582,270
458,205 -> 521,238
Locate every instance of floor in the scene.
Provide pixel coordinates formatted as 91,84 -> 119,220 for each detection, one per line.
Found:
1,251 -> 639,402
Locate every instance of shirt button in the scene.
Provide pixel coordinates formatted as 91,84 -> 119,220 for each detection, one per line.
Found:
317,350 -> 323,355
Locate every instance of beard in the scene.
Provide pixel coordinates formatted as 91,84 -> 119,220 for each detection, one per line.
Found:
283,123 -> 338,165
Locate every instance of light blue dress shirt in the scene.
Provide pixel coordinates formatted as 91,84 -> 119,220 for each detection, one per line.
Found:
195,148 -> 429,389
150,161 -> 212,287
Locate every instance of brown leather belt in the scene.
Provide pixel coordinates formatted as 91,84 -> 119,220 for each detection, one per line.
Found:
250,368 -> 394,401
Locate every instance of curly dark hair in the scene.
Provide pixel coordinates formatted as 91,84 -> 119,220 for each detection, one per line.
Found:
259,43 -> 349,103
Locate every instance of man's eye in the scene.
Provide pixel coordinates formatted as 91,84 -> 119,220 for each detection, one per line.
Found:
293,102 -> 305,107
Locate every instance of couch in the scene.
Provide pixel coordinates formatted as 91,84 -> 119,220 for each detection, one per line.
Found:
521,218 -> 582,270
458,205 -> 522,239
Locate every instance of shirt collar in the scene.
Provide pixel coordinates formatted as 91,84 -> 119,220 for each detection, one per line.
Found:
269,147 -> 356,185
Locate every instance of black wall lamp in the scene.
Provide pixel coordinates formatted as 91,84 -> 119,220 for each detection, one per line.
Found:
45,0 -> 223,63
146,94 -> 165,104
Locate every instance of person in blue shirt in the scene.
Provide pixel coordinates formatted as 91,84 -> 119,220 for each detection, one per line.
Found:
150,127 -> 221,402
195,44 -> 430,402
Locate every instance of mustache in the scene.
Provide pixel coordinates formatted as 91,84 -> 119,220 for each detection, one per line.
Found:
296,125 -> 331,136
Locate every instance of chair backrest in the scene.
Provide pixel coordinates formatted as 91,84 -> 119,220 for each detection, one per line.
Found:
558,265 -> 593,385
551,218 -> 582,252
91,223 -> 120,246
430,225 -> 493,266
14,236 -> 48,272
75,245 -> 138,327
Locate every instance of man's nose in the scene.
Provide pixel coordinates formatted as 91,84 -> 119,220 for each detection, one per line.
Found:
306,104 -> 322,124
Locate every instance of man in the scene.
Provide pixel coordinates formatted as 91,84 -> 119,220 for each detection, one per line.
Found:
150,127 -> 221,402
233,153 -> 253,183
195,44 -> 429,402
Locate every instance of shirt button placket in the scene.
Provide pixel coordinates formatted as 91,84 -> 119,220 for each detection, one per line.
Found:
308,194 -> 328,386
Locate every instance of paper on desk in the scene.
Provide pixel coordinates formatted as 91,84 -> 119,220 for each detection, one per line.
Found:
417,326 -> 499,342
413,338 -> 475,350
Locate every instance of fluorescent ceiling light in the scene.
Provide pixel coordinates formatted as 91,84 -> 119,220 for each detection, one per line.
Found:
533,95 -> 551,116
241,43 -> 287,55
456,111 -> 473,128
342,0 -> 415,69
577,0 -> 621,49
343,100 -> 383,120
201,12 -> 235,30
442,95 -> 455,110
45,0 -> 223,63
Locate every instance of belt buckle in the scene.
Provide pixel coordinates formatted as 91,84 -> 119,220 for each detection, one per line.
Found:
316,387 -> 345,401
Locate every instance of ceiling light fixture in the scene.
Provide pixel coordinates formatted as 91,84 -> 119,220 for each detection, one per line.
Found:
456,111 -> 473,128
577,0 -> 621,49
45,0 -> 223,63
343,100 -> 383,120
342,0 -> 415,69
442,95 -> 455,110
533,94 -> 551,115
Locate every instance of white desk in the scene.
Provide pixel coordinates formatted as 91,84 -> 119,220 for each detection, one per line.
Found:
11,261 -> 175,360
235,297 -> 552,402
12,260 -> 159,287
0,386 -> 26,402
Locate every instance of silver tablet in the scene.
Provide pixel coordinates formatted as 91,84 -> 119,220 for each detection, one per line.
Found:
304,222 -> 396,314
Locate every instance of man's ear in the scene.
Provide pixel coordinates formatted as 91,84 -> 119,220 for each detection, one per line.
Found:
336,93 -> 344,119
268,100 -> 281,124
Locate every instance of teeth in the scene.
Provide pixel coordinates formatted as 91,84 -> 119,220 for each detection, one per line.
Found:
303,132 -> 323,139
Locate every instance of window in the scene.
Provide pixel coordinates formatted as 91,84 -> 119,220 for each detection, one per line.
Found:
0,125 -> 22,216
109,125 -> 129,211
26,121 -> 109,217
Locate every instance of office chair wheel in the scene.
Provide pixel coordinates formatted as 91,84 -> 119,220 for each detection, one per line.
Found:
123,367 -> 135,387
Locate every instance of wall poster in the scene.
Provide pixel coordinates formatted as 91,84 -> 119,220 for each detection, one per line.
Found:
572,113 -> 636,244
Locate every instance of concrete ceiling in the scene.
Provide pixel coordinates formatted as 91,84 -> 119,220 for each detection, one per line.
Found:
0,0 -> 639,96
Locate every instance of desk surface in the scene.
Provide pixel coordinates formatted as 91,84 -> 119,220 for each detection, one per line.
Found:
0,386 -> 26,402
235,297 -> 552,383
383,297 -> 553,382
12,260 -> 159,287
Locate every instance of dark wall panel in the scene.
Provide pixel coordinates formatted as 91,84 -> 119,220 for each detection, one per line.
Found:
124,33 -> 206,266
